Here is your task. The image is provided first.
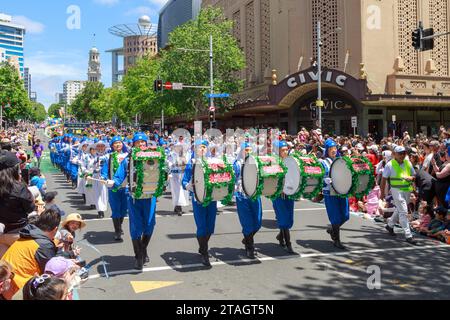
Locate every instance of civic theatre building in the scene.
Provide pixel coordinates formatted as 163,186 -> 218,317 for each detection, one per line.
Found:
198,0 -> 450,136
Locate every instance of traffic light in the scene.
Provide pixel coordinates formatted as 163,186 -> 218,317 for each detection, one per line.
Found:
422,28 -> 434,52
209,110 -> 215,122
412,27 -> 423,51
153,79 -> 163,92
311,106 -> 318,120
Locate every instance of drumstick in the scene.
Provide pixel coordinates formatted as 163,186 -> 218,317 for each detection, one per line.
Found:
86,176 -> 108,185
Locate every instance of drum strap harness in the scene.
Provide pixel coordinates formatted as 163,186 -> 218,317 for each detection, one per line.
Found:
389,159 -> 413,192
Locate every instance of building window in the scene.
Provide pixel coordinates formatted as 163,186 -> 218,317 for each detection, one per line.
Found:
398,0 -> 419,74
430,0 -> 449,76
312,0 -> 339,69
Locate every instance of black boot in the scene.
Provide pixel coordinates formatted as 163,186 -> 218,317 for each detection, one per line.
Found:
119,217 -> 125,235
141,235 -> 152,265
82,194 -> 86,204
244,234 -> 256,259
98,211 -> 105,219
276,230 -> 286,247
132,239 -> 144,271
283,229 -> 296,254
176,206 -> 183,216
327,226 -> 337,241
332,225 -> 346,250
198,237 -> 211,267
112,218 -> 123,242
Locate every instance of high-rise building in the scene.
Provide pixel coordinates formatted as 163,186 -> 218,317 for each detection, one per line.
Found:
0,13 -> 25,78
88,47 -> 101,82
63,80 -> 87,106
55,93 -> 64,104
24,67 -> 31,98
108,16 -> 158,83
198,0 -> 450,136
0,48 -> 6,63
158,0 -> 202,50
30,91 -> 37,102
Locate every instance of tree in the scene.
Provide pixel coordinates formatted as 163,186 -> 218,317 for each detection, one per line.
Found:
70,82 -> 105,122
159,6 -> 245,117
30,102 -> 47,122
48,103 -> 62,118
0,62 -> 32,121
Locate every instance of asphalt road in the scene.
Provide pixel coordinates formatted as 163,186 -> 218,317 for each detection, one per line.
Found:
39,132 -> 450,300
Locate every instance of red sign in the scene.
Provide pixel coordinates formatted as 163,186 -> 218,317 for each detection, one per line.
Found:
209,106 -> 216,112
164,82 -> 172,90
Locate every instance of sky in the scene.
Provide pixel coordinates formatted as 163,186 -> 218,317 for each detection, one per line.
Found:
1,0 -> 169,109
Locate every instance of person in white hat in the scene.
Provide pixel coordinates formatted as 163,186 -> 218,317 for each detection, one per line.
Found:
380,146 -> 418,245
167,135 -> 190,216
93,141 -> 108,219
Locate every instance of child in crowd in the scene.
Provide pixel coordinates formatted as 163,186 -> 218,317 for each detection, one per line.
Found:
366,185 -> 381,217
56,213 -> 86,267
424,207 -> 447,238
44,191 -> 66,217
29,167 -> 47,196
410,202 -> 434,233
22,274 -> 69,300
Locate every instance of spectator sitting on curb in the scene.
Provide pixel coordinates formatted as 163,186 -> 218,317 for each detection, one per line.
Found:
22,274 -> 69,300
56,213 -> 86,267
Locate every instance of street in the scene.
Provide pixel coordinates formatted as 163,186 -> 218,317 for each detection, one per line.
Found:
37,134 -> 450,300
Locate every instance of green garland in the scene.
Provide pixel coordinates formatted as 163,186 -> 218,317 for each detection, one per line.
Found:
199,155 -> 235,208
287,153 -> 325,201
111,152 -> 120,193
247,155 -> 287,201
335,156 -> 375,199
85,173 -> 93,188
132,147 -> 167,200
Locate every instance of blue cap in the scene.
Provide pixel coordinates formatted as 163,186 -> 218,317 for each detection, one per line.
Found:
273,140 -> 288,149
195,140 -> 209,147
93,138 -> 99,143
324,138 -> 338,157
110,136 -> 123,146
132,132 -> 148,144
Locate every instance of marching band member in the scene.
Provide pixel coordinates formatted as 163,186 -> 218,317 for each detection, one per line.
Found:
107,133 -> 158,271
320,138 -> 348,250
233,142 -> 262,259
69,137 -> 80,189
101,136 -> 129,241
182,140 -> 217,267
167,136 -> 190,216
271,141 -> 296,254
93,141 -> 108,219
76,140 -> 90,204
80,143 -> 97,209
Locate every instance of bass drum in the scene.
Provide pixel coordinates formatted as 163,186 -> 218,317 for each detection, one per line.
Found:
330,157 -> 371,196
283,154 -> 324,199
242,155 -> 283,199
193,158 -> 233,205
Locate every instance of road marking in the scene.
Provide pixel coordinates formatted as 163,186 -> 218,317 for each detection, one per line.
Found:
81,207 -> 328,222
130,281 -> 182,294
86,244 -> 449,280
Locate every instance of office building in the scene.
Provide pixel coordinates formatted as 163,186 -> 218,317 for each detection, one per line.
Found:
0,13 -> 25,78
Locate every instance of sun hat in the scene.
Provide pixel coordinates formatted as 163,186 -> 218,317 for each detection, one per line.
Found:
62,213 -> 86,229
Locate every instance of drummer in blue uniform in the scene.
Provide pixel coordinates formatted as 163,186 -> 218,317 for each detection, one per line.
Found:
271,140 -> 296,254
106,132 -> 158,271
182,139 -> 217,267
233,142 -> 262,259
101,136 -> 129,242
320,138 -> 348,250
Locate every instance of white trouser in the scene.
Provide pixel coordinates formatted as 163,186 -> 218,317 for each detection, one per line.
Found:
388,188 -> 412,239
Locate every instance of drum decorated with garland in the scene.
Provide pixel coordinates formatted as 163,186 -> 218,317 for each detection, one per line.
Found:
329,156 -> 374,198
193,156 -> 235,207
128,147 -> 167,200
242,155 -> 287,200
283,153 -> 325,200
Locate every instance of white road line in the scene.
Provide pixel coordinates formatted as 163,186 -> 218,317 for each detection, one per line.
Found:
82,208 -> 327,222
86,244 -> 449,280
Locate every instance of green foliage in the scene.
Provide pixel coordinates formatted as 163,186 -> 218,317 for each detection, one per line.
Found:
0,62 -> 32,121
30,102 -> 47,122
48,103 -> 62,118
70,82 -> 105,122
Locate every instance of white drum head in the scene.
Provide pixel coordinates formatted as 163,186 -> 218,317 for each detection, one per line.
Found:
330,158 -> 353,195
242,156 -> 258,198
356,174 -> 369,194
283,156 -> 301,196
193,162 -> 206,203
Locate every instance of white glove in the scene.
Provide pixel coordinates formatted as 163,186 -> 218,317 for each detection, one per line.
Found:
185,182 -> 193,192
106,180 -> 115,188
324,177 -> 332,185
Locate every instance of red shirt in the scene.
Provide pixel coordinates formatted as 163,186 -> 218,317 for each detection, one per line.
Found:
366,153 -> 379,175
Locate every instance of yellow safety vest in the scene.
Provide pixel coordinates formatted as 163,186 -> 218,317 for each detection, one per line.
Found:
390,159 -> 413,192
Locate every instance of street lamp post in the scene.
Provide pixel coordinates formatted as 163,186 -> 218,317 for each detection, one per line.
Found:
317,21 -> 323,129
